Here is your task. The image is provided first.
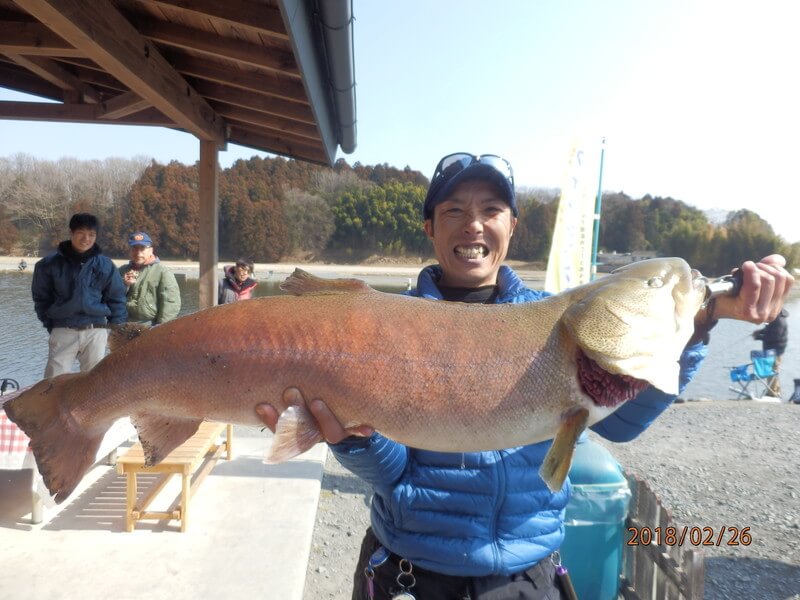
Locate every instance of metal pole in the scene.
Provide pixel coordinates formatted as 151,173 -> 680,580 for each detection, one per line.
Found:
591,137 -> 606,281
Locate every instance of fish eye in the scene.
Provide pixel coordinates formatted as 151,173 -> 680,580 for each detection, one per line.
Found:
647,276 -> 664,288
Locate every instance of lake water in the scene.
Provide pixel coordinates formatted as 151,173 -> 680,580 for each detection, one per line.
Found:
2,271 -> 799,400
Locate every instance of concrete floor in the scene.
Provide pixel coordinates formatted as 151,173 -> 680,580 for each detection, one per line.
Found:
0,426 -> 326,600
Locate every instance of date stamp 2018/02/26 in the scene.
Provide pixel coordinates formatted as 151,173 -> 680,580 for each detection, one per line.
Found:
627,526 -> 752,547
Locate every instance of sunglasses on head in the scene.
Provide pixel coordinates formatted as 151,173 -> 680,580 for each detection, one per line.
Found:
431,153 -> 514,188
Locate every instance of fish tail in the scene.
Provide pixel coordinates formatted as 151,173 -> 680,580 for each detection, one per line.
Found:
3,374 -> 105,503
539,407 -> 589,493
264,405 -> 324,463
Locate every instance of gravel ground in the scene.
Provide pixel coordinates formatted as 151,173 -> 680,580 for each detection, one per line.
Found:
302,401 -> 800,600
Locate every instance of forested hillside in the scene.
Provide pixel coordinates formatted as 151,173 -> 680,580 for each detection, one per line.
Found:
1,154 -> 796,274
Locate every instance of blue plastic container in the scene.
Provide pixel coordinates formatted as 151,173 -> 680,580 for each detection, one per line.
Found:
560,437 -> 631,600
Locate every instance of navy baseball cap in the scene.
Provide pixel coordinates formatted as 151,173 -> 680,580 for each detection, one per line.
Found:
128,232 -> 153,247
423,153 -> 516,220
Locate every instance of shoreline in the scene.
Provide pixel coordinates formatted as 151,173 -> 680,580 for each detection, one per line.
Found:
0,255 -> 547,285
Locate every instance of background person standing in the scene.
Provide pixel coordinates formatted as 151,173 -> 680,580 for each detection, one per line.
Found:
218,258 -> 257,304
119,231 -> 181,325
753,308 -> 789,397
31,213 -> 127,378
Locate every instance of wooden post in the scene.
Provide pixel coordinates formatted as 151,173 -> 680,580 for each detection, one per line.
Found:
198,139 -> 219,310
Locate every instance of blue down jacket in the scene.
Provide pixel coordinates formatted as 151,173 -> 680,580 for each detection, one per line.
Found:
330,265 -> 707,577
32,241 -> 127,330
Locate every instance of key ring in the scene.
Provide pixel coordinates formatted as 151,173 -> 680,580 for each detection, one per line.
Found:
396,558 -> 416,590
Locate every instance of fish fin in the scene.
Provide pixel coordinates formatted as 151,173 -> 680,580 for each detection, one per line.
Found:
3,374 -> 106,504
132,414 -> 202,466
279,268 -> 373,296
539,407 -> 589,493
107,323 -> 150,352
264,405 -> 324,463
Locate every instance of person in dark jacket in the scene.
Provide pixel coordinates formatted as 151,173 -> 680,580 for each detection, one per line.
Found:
31,213 -> 127,378
218,257 -> 257,304
255,153 -> 794,599
753,308 -> 789,397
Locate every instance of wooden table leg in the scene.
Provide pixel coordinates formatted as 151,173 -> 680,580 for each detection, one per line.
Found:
126,471 -> 137,532
180,466 -> 190,532
226,423 -> 233,460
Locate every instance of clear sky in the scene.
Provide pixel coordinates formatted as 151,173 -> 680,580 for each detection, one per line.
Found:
1,1 -> 798,242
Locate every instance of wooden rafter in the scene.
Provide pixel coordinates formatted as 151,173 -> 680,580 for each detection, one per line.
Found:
0,100 -> 174,126
16,0 -> 226,144
228,124 -> 327,165
210,101 -> 319,141
0,60 -> 67,100
148,0 -> 288,42
0,20 -> 82,57
99,91 -> 150,119
169,54 -> 307,104
136,20 -> 299,77
190,79 -> 315,125
4,52 -> 102,102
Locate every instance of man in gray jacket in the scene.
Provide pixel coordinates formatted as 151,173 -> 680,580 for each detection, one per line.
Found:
32,213 -> 127,378
119,231 -> 181,325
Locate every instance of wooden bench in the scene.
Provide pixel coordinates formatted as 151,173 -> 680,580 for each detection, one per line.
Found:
116,421 -> 232,532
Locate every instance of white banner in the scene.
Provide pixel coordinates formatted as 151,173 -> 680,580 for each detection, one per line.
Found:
544,142 -> 597,293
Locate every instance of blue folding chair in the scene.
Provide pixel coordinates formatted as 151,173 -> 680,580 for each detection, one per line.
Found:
727,350 -> 778,399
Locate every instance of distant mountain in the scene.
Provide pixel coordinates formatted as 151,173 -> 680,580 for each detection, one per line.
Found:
703,208 -> 732,225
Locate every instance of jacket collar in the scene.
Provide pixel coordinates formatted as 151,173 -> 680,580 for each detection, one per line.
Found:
413,264 -> 525,303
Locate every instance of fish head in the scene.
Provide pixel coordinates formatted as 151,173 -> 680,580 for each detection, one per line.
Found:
562,257 -> 706,395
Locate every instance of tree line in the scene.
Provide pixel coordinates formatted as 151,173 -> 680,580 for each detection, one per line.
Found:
0,153 -> 797,275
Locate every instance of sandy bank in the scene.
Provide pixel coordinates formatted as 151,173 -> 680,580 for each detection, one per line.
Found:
1,255 -> 546,285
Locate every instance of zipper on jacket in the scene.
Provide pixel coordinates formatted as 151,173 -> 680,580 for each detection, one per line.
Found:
489,449 -> 505,572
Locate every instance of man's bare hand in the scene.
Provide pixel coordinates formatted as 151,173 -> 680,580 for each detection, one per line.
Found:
713,255 -> 794,324
254,387 -> 373,444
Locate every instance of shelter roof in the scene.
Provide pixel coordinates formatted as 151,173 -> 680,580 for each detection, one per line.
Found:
0,0 -> 356,165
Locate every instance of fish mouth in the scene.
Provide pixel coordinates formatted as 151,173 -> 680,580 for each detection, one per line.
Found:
454,244 -> 489,260
576,349 -> 650,408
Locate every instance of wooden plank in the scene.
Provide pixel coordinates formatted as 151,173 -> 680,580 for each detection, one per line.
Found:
684,549 -> 705,600
190,78 -> 314,124
215,102 -> 319,140
21,0 -> 226,144
136,19 -> 299,76
148,0 -> 289,41
170,53 -> 307,103
0,20 -> 83,56
3,53 -> 102,102
0,61 -> 66,100
638,484 -> 657,600
229,124 -> 327,165
0,100 -> 174,125
99,90 -> 149,118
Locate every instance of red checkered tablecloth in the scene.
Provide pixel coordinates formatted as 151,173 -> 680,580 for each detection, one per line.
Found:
1,409 -> 33,469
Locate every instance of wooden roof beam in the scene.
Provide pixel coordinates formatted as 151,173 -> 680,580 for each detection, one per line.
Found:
149,0 -> 289,42
0,20 -> 83,57
209,101 -> 319,141
228,124 -> 328,165
99,91 -> 150,119
17,0 -> 226,145
136,20 -> 300,78
0,100 -> 175,126
189,79 -> 315,125
0,61 -> 64,100
4,52 -> 102,102
169,54 -> 307,104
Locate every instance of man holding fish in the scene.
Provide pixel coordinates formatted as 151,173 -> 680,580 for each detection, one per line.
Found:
257,153 -> 794,599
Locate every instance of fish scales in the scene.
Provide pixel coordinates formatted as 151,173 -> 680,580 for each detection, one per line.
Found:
4,258 -> 707,500
71,292 -> 573,450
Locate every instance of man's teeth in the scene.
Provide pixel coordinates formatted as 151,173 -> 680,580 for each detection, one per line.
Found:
455,246 -> 486,259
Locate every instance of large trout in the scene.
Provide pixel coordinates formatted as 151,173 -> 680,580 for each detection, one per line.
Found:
4,257 -> 708,503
